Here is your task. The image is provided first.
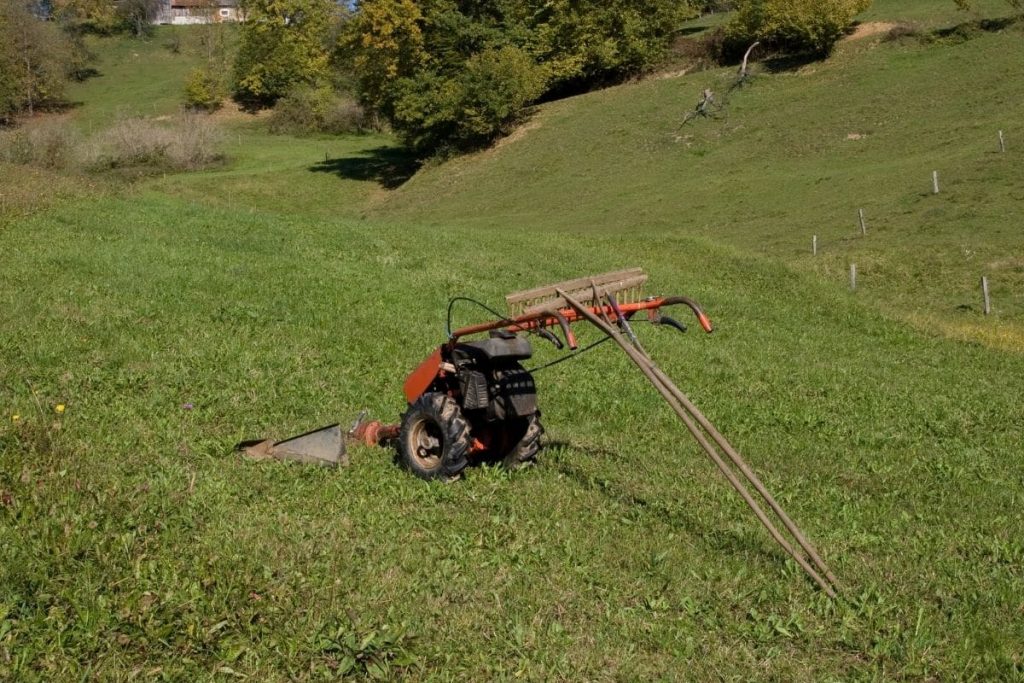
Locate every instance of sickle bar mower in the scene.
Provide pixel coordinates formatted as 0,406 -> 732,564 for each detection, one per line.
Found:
263,269 -> 837,595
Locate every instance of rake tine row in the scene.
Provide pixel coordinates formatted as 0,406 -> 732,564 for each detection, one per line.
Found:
556,289 -> 839,598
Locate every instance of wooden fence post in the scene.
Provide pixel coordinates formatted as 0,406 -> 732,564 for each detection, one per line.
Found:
982,276 -> 991,315
932,171 -> 940,194
858,208 -> 866,236
850,263 -> 857,291
998,130 -> 1005,153
812,235 -> 817,255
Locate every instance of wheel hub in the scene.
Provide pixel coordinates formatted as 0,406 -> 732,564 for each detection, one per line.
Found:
409,418 -> 444,469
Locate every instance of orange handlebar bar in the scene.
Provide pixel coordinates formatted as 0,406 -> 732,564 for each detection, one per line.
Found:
449,296 -> 712,343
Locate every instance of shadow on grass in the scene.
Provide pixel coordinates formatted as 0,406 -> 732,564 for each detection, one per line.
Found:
676,25 -> 710,37
546,439 -> 792,568
760,52 -> 825,74
309,146 -> 421,190
931,15 -> 1020,43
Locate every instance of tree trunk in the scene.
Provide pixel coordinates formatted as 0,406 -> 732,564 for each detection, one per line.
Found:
21,29 -> 33,116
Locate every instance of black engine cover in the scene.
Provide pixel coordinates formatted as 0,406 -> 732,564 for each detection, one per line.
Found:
452,337 -> 537,420
490,365 -> 537,419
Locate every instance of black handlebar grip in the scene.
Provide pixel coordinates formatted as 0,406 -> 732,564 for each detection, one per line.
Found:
658,315 -> 687,334
537,328 -> 564,350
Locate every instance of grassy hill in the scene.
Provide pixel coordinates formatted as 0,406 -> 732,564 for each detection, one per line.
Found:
374,14 -> 1024,349
2,6 -> 1024,680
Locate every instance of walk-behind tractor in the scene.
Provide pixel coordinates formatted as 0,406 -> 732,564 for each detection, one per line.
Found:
240,269 -> 840,596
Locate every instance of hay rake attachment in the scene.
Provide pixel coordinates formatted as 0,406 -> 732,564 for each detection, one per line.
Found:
244,269 -> 838,596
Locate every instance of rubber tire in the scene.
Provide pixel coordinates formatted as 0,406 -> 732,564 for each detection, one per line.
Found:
397,392 -> 471,481
502,412 -> 544,471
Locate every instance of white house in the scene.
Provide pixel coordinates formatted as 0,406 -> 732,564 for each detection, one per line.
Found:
156,0 -> 243,25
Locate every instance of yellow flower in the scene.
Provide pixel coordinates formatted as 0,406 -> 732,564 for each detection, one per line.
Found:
55,404 -> 66,414
11,414 -> 19,423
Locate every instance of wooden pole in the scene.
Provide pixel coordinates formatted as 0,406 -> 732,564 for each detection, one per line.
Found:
556,289 -> 839,598
982,276 -> 991,315
646,363 -> 840,590
850,263 -> 857,290
932,170 -> 940,194
812,235 -> 817,255
998,130 -> 1005,153
858,208 -> 866,236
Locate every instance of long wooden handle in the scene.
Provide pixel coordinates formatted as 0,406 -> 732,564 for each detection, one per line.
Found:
556,289 -> 838,597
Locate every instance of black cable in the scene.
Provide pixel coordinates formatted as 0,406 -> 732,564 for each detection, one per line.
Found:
526,335 -> 613,373
445,296 -> 517,338
447,297 -> 667,372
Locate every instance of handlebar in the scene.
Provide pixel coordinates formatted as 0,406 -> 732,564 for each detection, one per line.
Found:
448,295 -> 712,346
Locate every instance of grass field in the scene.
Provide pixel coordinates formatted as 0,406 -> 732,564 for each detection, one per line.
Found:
2,6 -> 1024,680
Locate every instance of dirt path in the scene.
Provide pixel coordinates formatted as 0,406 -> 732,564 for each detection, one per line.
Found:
844,21 -> 898,42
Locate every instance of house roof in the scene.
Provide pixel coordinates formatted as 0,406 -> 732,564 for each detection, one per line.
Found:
170,0 -> 237,8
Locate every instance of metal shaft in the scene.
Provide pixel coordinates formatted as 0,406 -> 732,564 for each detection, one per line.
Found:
557,289 -> 838,597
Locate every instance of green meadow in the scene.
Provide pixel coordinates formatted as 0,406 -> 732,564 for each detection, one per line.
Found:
2,3 -> 1023,679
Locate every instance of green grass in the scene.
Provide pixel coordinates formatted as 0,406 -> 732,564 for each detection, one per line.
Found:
860,0 -> 1017,25
65,29 -> 213,130
3,13 -> 1024,681
377,21 -> 1024,349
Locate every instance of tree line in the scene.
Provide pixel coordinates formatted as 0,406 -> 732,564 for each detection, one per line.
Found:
0,0 -> 888,141
230,0 -> 882,155
11,0 -> 1016,157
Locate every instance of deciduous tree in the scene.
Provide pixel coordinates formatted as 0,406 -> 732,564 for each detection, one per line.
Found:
341,0 -> 695,155
116,0 -> 162,38
0,0 -> 73,122
233,0 -> 336,107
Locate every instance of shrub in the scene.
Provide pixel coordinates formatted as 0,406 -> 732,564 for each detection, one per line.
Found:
81,114 -> 225,172
1,115 -> 225,173
0,123 -> 80,169
268,85 -> 366,135
184,68 -> 226,112
669,27 -> 729,71
389,46 -> 547,154
725,0 -> 872,57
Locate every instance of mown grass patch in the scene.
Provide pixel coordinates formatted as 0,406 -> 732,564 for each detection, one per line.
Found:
2,192 -> 1023,679
3,7 -> 1024,681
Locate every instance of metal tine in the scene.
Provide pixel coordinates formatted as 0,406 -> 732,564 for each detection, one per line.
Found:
507,268 -> 648,316
556,288 -> 839,598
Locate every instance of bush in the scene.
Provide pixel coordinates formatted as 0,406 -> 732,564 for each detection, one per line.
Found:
184,68 -> 226,112
81,114 -> 225,172
725,0 -> 872,57
0,124 -> 80,169
268,86 -> 366,135
669,28 -> 729,71
389,46 -> 547,154
1,115 -> 225,173
343,0 -> 694,156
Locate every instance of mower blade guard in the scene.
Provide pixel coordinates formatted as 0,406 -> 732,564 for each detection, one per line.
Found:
239,423 -> 348,467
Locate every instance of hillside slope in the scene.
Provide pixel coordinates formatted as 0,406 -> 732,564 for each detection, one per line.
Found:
378,18 -> 1024,348
2,6 -> 1024,681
